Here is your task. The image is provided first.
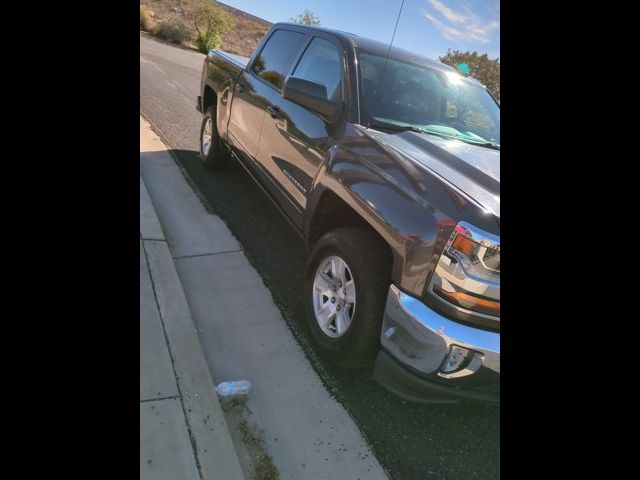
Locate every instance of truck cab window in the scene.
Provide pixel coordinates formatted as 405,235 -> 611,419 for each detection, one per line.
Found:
252,29 -> 305,89
292,38 -> 343,102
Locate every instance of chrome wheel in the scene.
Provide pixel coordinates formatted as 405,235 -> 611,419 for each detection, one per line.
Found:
312,255 -> 356,338
202,117 -> 213,156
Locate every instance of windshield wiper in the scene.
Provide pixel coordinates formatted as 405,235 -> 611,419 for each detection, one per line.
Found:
477,141 -> 500,150
419,126 -> 501,150
367,120 -> 500,150
366,119 -> 424,133
456,138 -> 500,150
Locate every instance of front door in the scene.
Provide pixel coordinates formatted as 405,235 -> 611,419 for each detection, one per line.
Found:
256,35 -> 345,227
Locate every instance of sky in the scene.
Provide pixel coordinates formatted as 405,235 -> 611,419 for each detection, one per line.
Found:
219,0 -> 500,60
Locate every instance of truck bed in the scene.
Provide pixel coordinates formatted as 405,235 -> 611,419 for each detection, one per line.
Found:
209,49 -> 249,70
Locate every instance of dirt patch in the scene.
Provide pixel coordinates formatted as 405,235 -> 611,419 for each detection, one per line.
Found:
220,396 -> 279,480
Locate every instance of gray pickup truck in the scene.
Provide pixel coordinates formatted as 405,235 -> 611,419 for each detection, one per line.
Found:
196,23 -> 500,403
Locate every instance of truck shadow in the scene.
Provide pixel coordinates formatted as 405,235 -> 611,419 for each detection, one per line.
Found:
164,148 -> 500,480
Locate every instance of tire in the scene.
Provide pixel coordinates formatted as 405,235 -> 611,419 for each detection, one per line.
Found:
199,106 -> 226,170
306,227 -> 391,368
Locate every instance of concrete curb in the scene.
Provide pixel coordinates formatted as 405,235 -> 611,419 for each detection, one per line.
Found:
140,175 -> 244,480
140,177 -> 166,241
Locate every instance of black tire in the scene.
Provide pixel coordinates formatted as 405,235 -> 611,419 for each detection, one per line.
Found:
199,106 -> 226,170
305,227 -> 391,368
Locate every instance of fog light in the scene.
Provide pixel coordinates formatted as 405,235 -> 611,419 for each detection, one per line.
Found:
440,345 -> 471,373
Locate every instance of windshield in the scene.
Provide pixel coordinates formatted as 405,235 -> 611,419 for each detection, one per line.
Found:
358,52 -> 500,146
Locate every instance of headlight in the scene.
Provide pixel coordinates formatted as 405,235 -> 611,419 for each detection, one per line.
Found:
430,222 -> 500,318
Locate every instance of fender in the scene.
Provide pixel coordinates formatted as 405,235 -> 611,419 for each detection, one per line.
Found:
304,133 -> 440,297
303,123 -> 495,299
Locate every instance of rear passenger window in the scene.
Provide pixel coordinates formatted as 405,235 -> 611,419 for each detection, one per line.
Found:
292,38 -> 343,101
252,29 -> 305,89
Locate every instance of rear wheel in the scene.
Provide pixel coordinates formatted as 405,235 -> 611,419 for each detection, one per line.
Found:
199,106 -> 226,170
306,228 -> 391,367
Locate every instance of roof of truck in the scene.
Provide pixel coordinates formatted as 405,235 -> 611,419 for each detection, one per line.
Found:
272,22 -> 473,80
274,23 -> 456,71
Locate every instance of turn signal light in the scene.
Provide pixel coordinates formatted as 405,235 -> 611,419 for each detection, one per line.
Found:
451,234 -> 475,256
433,285 -> 500,315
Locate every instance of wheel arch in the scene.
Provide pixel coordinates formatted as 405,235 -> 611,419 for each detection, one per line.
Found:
305,186 -> 401,286
202,84 -> 217,113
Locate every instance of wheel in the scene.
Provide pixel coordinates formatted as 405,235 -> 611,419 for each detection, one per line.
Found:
199,106 -> 226,170
306,227 -> 391,368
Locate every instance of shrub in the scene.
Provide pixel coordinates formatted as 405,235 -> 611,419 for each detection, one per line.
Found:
290,9 -> 321,26
195,30 -> 222,54
193,1 -> 235,53
140,6 -> 151,31
156,19 -> 190,45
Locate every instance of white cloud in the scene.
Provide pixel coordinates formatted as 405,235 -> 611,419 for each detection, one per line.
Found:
429,0 -> 468,23
422,0 -> 499,44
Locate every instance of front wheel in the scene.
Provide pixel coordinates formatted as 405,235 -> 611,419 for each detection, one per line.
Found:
306,228 -> 391,368
199,106 -> 226,170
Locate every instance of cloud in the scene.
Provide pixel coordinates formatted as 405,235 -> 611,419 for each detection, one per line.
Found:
422,0 -> 499,44
429,0 -> 468,23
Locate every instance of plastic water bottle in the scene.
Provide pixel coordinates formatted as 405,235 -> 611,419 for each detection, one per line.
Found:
215,380 -> 251,396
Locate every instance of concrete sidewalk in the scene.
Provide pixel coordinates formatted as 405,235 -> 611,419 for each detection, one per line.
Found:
140,174 -> 244,479
140,115 -> 388,480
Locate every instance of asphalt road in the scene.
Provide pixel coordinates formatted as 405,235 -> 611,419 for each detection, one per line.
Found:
140,35 -> 500,480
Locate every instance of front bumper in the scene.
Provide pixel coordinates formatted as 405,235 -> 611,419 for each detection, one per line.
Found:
373,284 -> 500,403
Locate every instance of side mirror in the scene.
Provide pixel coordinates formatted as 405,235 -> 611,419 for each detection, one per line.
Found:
282,77 -> 339,120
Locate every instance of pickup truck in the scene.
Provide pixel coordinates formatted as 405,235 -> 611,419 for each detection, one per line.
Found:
196,23 -> 500,403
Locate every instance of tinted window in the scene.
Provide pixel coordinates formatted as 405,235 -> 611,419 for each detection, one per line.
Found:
252,29 -> 305,89
292,38 -> 342,101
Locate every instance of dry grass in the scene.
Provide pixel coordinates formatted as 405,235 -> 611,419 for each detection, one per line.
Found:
222,396 -> 279,480
140,0 -> 270,56
220,394 -> 251,414
255,454 -> 279,480
237,419 -> 261,449
236,420 -> 279,480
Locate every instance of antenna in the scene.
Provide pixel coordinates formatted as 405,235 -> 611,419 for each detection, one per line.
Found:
365,0 -> 406,129
381,0 -> 406,78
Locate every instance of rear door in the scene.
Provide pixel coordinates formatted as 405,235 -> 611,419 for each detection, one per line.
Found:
256,34 -> 346,227
227,28 -> 306,168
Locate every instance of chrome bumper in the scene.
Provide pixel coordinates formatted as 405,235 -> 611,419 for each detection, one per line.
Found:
373,284 -> 500,403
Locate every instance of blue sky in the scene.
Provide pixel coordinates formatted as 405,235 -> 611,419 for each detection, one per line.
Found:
220,0 -> 500,60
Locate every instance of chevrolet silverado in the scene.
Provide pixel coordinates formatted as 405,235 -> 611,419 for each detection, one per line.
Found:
196,23 -> 500,403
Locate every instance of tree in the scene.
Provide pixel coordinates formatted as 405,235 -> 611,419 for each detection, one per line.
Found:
290,9 -> 321,26
193,1 -> 235,54
439,49 -> 500,101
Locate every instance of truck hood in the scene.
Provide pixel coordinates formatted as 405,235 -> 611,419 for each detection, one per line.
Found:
360,127 -> 500,217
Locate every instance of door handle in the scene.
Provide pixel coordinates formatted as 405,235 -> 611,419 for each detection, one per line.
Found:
267,106 -> 281,118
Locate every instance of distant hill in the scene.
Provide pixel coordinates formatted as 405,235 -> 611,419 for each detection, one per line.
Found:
217,1 -> 272,28
140,0 -> 272,56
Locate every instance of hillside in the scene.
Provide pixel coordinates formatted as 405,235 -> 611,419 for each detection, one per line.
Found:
140,0 -> 272,56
